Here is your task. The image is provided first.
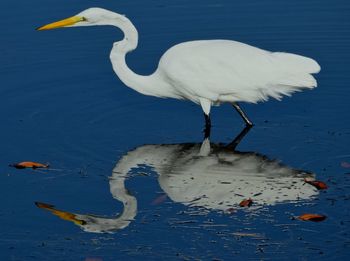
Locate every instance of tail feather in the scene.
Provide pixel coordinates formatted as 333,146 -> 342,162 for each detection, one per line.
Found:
277,73 -> 318,88
260,84 -> 305,101
273,52 -> 321,74
246,52 -> 321,102
260,52 -> 320,101
263,73 -> 317,100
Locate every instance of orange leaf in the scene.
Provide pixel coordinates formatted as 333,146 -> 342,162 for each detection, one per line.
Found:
10,161 -> 49,169
298,213 -> 327,222
239,198 -> 253,207
304,179 -> 328,190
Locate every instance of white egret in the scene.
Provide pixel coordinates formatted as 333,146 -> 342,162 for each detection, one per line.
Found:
37,7 -> 320,132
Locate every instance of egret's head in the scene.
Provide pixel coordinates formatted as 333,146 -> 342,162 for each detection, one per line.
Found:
37,7 -> 124,30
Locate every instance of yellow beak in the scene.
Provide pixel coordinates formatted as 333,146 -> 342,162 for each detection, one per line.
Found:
35,202 -> 86,226
37,16 -> 84,30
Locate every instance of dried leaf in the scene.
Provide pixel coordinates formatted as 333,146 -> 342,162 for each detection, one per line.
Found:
10,161 -> 49,169
304,179 -> 328,190
239,198 -> 253,207
298,213 -> 327,222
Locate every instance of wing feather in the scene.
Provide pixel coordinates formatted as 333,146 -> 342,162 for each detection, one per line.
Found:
158,40 -> 320,103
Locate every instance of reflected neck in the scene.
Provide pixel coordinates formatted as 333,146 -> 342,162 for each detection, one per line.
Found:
110,174 -> 137,224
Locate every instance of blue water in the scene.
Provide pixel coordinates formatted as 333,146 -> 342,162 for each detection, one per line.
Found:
1,0 -> 350,260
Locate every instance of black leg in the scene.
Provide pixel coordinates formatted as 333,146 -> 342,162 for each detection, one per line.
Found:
232,102 -> 253,126
203,113 -> 211,139
226,124 -> 253,150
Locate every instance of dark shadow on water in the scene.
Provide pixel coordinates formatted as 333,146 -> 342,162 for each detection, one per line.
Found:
35,127 -> 319,233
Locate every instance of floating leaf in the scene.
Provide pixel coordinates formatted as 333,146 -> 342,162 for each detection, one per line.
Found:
298,213 -> 327,222
10,161 -> 49,169
35,202 -> 86,226
304,179 -> 328,190
239,198 -> 253,207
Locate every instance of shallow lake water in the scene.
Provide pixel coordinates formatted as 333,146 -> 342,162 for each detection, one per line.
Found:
1,0 -> 350,260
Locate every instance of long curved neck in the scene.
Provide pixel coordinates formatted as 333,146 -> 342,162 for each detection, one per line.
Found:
108,170 -> 137,228
109,15 -> 161,97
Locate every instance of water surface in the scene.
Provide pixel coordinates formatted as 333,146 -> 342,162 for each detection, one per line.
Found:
1,0 -> 349,260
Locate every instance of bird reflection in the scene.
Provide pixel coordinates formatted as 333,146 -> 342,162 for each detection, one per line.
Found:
36,127 -> 318,233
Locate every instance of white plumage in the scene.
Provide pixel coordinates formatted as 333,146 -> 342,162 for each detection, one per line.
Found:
38,138 -> 318,233
38,7 -> 320,126
158,40 -> 320,104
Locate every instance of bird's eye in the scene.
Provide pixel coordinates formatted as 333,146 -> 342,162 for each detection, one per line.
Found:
81,17 -> 87,21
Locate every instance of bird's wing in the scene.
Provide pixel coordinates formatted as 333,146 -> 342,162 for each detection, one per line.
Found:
157,40 -> 320,103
